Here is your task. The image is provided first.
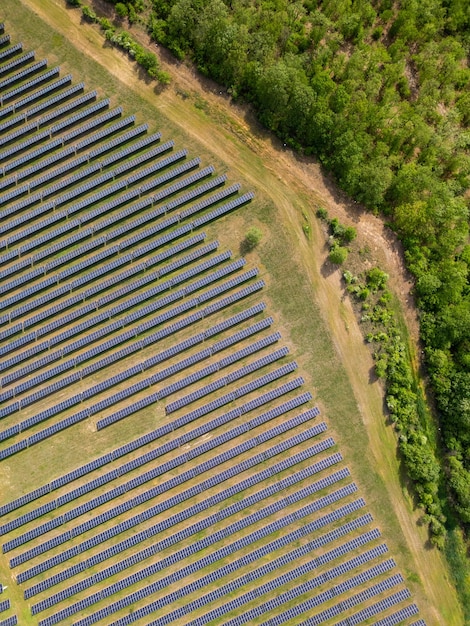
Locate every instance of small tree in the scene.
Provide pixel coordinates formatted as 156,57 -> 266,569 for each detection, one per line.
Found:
115,2 -> 128,18
244,227 -> 262,251
329,245 -> 348,265
81,5 -> 97,21
343,225 -> 357,243
366,267 -> 389,291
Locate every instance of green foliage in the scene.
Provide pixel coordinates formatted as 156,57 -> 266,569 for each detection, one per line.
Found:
81,4 -> 97,21
366,268 -> 389,292
444,528 -> 470,625
316,207 -> 328,220
328,218 -> 357,245
66,0 -> 82,6
244,227 -> 263,251
329,245 -> 348,265
115,2 -> 128,18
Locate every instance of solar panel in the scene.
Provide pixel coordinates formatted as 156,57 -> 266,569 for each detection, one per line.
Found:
0,50 -> 34,80
20,416 -> 326,584
0,58 -> 48,93
0,41 -> 22,64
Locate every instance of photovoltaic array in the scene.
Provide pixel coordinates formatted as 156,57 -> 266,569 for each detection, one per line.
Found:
0,24 -> 424,626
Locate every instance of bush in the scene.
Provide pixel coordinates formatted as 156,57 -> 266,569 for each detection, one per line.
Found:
115,2 -> 128,18
244,227 -> 263,250
366,267 -> 389,291
343,225 -> 357,243
157,70 -> 171,85
316,207 -> 328,220
329,245 -> 348,265
81,5 -> 97,21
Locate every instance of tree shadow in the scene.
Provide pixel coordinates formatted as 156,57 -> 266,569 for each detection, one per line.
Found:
239,241 -> 256,256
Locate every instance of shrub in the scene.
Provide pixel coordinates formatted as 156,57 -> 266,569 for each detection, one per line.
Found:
316,207 -> 328,220
81,5 -> 97,21
244,227 -> 263,250
343,225 -> 357,243
115,2 -> 128,18
329,245 -> 348,265
366,267 -> 389,291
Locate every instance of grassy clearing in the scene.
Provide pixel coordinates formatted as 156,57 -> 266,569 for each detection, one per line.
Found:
0,0 -> 463,624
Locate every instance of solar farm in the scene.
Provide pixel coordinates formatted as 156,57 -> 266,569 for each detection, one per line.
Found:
0,22 -> 427,626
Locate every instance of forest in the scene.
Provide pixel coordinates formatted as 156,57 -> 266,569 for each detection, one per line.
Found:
78,0 -> 469,601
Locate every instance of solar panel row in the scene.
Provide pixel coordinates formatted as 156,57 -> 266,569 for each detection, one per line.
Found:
1,66 -> 60,108
72,482 -> 359,626
147,511 -> 373,626
13,418 -> 326,571
0,281 -> 265,461
0,74 -> 73,133
0,600 -> 9,612
0,262 -> 261,383
0,41 -> 22,64
0,93 -> 104,159
0,50 -> 34,79
327,589 -> 413,626
0,303 -> 266,519
259,565 -> 401,626
1,250 -> 225,396
164,344 -> 287,412
25,430 -> 332,597
10,115 -> 141,188
0,58 -> 48,94
30,423 -> 331,611
40,468 -> 351,626
2,106 -> 127,175
18,405 -> 319,583
0,151 -> 194,259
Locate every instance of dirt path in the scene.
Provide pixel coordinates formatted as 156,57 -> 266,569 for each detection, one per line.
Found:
12,2 -> 462,623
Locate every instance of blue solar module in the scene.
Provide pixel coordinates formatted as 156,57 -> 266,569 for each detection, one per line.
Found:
0,41 -> 22,63
0,57 -> 47,92
34,456 -> 344,612
331,589 -> 413,626
0,600 -> 10,612
164,344 -> 287,412
373,606 -> 421,625
0,50 -> 34,79
0,617 -> 17,626
9,73 -> 73,114
67,476 -> 356,626
0,279 -> 264,457
24,81 -> 86,120
19,416 -> 328,583
1,65 -> 59,106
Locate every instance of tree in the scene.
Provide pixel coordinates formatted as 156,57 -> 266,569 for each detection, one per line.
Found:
366,268 -> 389,291
115,2 -> 128,18
244,227 -> 262,251
329,245 -> 348,265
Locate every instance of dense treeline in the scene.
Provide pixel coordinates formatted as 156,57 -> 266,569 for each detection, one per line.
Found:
144,0 -> 470,532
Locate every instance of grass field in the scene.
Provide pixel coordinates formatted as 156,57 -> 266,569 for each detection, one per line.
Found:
0,1 -> 464,624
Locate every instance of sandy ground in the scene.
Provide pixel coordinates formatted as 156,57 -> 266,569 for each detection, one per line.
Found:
7,1 -> 463,623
